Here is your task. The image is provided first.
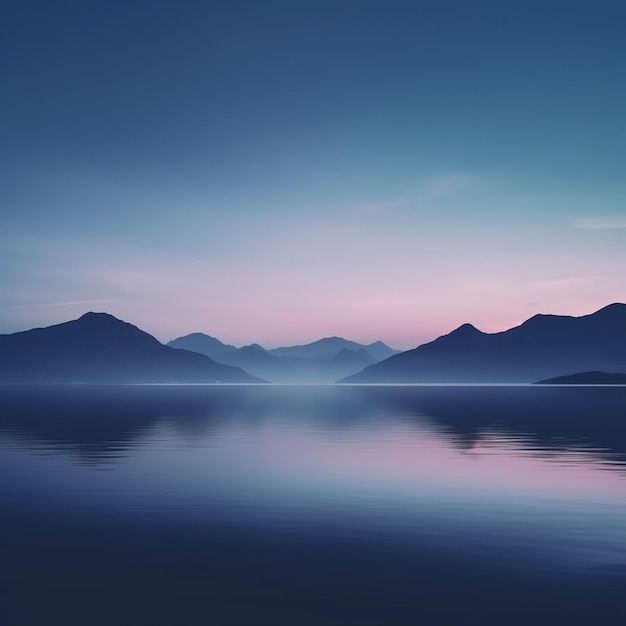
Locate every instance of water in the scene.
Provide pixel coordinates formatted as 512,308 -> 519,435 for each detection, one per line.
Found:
1,384 -> 626,625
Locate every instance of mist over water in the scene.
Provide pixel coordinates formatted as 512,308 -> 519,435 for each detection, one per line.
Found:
2,384 -> 626,625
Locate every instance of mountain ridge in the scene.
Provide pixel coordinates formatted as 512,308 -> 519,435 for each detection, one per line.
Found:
0,312 -> 260,383
342,303 -> 626,383
166,333 -> 237,359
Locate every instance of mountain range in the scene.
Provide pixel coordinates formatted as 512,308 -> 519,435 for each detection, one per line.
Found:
342,303 -> 626,383
167,334 -> 398,382
2,304 -> 625,384
0,313 -> 260,383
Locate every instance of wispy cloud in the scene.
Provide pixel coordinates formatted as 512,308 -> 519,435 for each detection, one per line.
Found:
347,174 -> 480,215
529,274 -> 603,290
572,217 -> 626,230
348,196 -> 419,214
0,299 -> 120,311
419,175 -> 479,200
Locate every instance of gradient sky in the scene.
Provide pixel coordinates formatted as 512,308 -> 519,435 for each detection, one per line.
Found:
2,0 -> 625,348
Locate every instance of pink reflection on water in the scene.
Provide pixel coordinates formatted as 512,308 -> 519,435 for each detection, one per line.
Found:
181,416 -> 626,505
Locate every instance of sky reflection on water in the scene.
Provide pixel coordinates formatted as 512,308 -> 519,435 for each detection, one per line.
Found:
3,385 -> 626,625
2,385 -> 626,570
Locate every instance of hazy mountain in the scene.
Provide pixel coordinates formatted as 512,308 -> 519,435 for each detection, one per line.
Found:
211,344 -> 299,382
330,347 -> 376,367
362,341 -> 402,362
166,333 -> 399,382
536,371 -> 626,385
206,344 -> 375,383
269,337 -> 399,360
342,303 -> 626,383
325,348 -> 377,381
0,313 -> 260,383
166,333 -> 237,359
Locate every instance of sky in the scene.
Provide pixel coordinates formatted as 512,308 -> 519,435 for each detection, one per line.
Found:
2,0 -> 626,349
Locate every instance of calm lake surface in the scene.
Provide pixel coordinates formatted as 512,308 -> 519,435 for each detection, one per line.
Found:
1,384 -> 626,625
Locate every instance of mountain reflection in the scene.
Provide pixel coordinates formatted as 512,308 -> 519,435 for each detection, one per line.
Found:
1,384 -> 625,473
0,385 -> 245,465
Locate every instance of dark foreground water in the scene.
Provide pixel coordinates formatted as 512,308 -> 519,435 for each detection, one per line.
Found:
1,384 -> 626,625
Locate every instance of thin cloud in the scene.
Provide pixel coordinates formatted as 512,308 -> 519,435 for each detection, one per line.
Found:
572,217 -> 626,230
348,196 -> 420,215
419,175 -> 478,201
0,299 -> 120,310
529,275 -> 603,290
347,175 -> 481,215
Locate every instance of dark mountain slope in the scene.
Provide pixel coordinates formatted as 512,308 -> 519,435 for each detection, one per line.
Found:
536,371 -> 626,385
342,303 -> 626,383
0,313 -> 259,383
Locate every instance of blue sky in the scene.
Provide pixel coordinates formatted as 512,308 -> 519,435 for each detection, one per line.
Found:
2,0 -> 625,348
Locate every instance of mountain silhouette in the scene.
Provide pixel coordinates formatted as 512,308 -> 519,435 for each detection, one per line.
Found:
0,313 -> 260,383
536,371 -> 626,385
342,303 -> 626,383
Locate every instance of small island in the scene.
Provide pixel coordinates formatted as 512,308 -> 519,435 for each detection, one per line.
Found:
536,371 -> 626,385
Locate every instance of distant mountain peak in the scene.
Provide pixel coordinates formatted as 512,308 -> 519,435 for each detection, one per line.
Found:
315,336 -> 348,345
597,302 -> 626,311
437,323 -> 484,342
74,311 -> 144,333
452,322 -> 482,334
520,312 -> 572,325
244,343 -> 266,352
177,332 -> 221,341
588,302 -> 626,318
78,311 -> 121,322
166,333 -> 237,359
